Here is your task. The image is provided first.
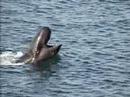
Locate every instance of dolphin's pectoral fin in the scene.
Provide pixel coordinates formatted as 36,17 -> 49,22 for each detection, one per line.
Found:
49,44 -> 62,56
53,44 -> 62,54
56,44 -> 62,53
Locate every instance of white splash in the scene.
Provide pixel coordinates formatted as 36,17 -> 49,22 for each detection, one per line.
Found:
0,51 -> 24,65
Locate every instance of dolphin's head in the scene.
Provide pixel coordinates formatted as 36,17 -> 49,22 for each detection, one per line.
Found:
38,27 -> 51,45
30,27 -> 51,55
33,27 -> 51,46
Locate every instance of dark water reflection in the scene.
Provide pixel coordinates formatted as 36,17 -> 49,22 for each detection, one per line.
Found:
31,55 -> 61,74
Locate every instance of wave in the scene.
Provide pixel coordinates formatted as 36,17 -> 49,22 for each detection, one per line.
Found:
0,51 -> 24,65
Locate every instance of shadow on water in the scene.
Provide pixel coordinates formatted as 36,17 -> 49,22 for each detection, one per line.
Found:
29,55 -> 61,78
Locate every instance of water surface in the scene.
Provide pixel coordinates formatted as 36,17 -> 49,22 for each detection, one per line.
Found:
0,0 -> 130,97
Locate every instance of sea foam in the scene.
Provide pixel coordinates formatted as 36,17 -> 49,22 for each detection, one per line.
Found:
0,51 -> 24,65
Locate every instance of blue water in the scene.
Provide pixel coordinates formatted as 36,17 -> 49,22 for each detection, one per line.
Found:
0,0 -> 130,97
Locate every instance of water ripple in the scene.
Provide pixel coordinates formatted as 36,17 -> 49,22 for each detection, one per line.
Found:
1,0 -> 130,97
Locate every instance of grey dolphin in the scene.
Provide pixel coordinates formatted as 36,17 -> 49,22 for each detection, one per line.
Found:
16,27 -> 62,64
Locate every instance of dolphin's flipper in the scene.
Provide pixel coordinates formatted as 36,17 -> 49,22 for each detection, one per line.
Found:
50,44 -> 62,55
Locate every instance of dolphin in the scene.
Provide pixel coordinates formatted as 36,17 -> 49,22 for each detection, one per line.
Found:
16,27 -> 62,64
